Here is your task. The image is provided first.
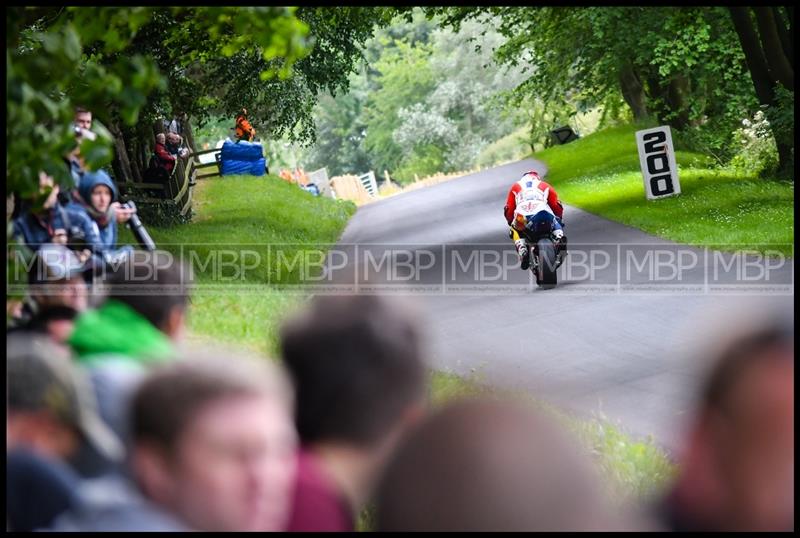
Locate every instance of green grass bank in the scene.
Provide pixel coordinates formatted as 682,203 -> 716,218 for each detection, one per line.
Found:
533,124 -> 793,255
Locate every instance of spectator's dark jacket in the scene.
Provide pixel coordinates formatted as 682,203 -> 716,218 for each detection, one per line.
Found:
67,157 -> 84,188
7,448 -> 81,532
49,474 -> 188,531
165,141 -> 181,157
12,207 -> 68,250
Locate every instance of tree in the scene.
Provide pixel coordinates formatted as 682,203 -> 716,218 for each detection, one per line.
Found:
193,8 -> 398,142
362,39 -> 438,175
87,7 -> 312,183
100,7 -> 397,182
7,7 -> 163,196
728,6 -> 794,178
307,8 -> 530,182
303,69 -> 373,176
431,7 -> 767,165
8,7 -> 313,188
390,17 -> 526,178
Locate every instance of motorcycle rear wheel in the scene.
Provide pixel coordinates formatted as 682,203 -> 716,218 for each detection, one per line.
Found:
535,238 -> 558,289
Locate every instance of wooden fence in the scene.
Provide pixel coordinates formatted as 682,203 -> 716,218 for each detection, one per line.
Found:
118,147 -> 223,219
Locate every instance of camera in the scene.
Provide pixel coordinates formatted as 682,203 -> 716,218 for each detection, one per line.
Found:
123,200 -> 156,251
72,125 -> 97,141
65,225 -> 89,252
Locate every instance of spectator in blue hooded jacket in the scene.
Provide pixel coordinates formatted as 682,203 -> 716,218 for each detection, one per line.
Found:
69,170 -> 135,262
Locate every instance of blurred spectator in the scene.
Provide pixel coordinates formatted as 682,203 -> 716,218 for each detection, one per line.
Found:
12,170 -> 106,267
166,117 -> 181,136
13,305 -> 80,346
279,169 -> 294,183
292,167 -> 308,185
27,244 -> 89,312
7,334 -> 124,528
74,107 -> 92,132
7,448 -> 81,532
7,243 -> 89,332
69,169 -> 135,263
67,250 -> 193,450
153,133 -> 177,175
52,353 -> 297,531
67,107 -> 95,188
235,108 -> 256,143
375,398 -> 627,531
656,313 -> 794,531
12,171 -> 70,250
166,132 -> 189,159
69,249 -> 190,363
48,170 -> 108,266
280,295 -> 427,531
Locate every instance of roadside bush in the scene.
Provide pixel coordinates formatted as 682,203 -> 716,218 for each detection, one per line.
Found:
476,127 -> 530,168
729,109 -> 779,178
393,145 -> 446,184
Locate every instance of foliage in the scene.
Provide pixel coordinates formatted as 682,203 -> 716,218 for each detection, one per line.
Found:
475,127 -> 531,168
431,7 -> 766,172
442,8 -> 754,121
362,38 -> 438,175
7,7 -> 163,196
309,9 -> 528,182
192,7 -> 397,143
768,86 -> 794,157
129,198 -> 193,228
729,110 -> 779,177
387,18 -> 526,179
393,144 -> 447,183
7,6 -> 313,196
302,68 -> 373,176
116,7 -> 312,125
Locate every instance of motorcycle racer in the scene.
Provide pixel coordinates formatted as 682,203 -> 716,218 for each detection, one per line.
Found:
504,170 -> 567,270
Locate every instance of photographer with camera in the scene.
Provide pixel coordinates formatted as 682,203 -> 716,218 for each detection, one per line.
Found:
66,107 -> 96,188
67,169 -> 136,264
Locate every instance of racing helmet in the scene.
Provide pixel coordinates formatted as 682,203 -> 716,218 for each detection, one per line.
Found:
521,170 -> 541,183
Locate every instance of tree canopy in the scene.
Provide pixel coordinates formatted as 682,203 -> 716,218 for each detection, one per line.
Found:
428,6 -> 793,177
7,6 -> 405,191
7,6 -> 313,194
304,10 -> 528,182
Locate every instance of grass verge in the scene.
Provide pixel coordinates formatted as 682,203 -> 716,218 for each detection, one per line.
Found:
534,124 -> 794,255
119,174 -> 357,355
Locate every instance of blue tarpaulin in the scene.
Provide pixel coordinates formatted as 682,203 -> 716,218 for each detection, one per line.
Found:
220,140 -> 266,176
220,158 -> 267,177
220,140 -> 263,161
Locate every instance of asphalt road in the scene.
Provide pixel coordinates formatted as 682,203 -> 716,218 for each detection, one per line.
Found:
331,159 -> 794,453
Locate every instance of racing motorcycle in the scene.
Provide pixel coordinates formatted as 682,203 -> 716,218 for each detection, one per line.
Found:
518,206 -> 566,289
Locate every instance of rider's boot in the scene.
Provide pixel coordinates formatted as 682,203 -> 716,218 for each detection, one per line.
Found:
515,238 -> 530,270
553,230 -> 568,267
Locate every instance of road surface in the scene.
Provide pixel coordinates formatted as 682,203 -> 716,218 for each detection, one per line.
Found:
330,159 -> 794,453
